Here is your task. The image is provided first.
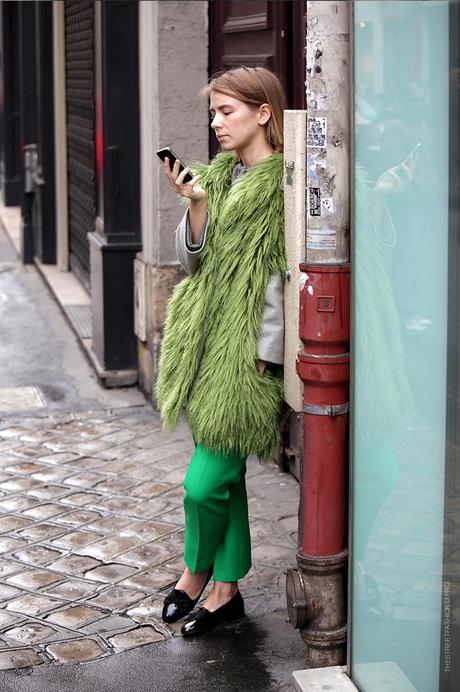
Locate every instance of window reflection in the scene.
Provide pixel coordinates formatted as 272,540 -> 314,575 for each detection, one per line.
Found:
352,2 -> 449,691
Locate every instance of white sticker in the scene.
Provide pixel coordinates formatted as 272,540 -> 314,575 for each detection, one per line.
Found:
299,273 -> 307,290
307,117 -> 327,147
321,197 -> 334,214
307,228 -> 336,250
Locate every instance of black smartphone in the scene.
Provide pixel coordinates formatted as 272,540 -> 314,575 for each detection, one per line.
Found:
156,146 -> 194,183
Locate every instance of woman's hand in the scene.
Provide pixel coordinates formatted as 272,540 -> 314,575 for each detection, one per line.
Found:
258,360 -> 267,375
163,157 -> 206,204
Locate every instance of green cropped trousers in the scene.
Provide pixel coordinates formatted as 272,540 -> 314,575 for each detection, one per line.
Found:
183,442 -> 252,582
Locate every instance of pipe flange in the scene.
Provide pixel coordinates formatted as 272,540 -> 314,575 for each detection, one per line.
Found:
296,548 -> 348,575
300,623 -> 348,648
285,567 -> 309,629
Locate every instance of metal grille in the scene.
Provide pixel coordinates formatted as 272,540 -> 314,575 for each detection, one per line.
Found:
65,0 -> 95,291
66,305 -> 92,339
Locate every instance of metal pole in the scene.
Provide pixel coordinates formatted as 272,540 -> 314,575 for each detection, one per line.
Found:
286,0 -> 351,667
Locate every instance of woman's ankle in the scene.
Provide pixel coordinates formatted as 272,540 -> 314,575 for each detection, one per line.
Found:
212,580 -> 238,595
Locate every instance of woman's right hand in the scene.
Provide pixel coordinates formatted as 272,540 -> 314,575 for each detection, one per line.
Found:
163,157 -> 206,204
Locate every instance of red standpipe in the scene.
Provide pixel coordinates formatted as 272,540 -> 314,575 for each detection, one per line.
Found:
296,263 -> 350,557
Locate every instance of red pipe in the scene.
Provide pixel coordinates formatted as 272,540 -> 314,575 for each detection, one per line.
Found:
296,263 -> 350,557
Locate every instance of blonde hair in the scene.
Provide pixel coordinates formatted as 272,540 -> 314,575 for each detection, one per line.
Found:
200,66 -> 287,153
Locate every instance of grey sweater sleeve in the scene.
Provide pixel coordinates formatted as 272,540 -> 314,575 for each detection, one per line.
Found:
257,274 -> 284,364
174,208 -> 210,275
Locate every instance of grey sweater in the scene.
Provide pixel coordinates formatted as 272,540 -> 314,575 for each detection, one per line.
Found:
174,161 -> 284,365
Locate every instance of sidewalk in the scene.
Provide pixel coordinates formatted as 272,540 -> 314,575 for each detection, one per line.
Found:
0,224 -> 304,690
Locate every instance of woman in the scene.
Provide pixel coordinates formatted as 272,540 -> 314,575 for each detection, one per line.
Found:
156,66 -> 287,636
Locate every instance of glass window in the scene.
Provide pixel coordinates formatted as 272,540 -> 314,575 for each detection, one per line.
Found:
351,2 -> 453,690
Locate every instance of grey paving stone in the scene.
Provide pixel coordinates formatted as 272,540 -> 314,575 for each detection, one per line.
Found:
50,530 -> 100,550
3,622 -> 57,645
22,503 -> 68,520
156,506 -> 185,525
98,429 -> 140,446
59,493 -> 105,507
0,610 -> 21,628
17,523 -> 65,541
36,452 -> 82,465
0,478 -> 41,492
93,478 -> 135,494
5,568 -> 64,590
0,496 -> 39,513
64,472 -> 108,488
46,555 -> 103,576
31,467 -> 77,483
68,457 -> 108,470
0,536 -> 28,554
125,597 -> 164,622
45,604 -> 107,628
6,593 -> 65,616
0,427 -> 29,440
86,586 -> 146,612
251,543 -> 298,566
116,538 -> 182,569
26,485 -> 71,501
72,440 -> 112,454
46,637 -> 107,663
13,545 -> 64,566
54,509 -> 103,526
155,468 -> 186,485
84,563 -> 138,584
44,579 -> 102,601
160,555 -> 186,573
0,560 -> 22,578
6,446 -> 49,459
3,461 -> 46,475
0,647 -> 43,669
129,481 -> 175,498
119,567 -> 178,592
84,515 -> 131,534
0,515 -> 33,532
80,613 -> 137,634
74,536 -> 143,561
0,583 -> 22,600
159,486 -> 185,503
125,499 -> 170,519
118,520 -> 177,543
108,625 -> 164,652
88,496 -> 142,515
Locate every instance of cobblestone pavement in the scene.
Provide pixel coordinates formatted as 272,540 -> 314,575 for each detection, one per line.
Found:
0,404 -> 299,671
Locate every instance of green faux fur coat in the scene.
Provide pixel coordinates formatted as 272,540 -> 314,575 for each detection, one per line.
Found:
155,151 -> 287,460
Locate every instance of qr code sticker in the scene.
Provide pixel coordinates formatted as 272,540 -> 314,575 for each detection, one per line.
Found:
307,117 -> 327,147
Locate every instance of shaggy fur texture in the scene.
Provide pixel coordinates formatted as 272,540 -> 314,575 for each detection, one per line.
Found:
155,151 -> 286,459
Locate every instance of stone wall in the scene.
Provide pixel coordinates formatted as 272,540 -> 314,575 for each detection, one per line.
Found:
136,1 -> 208,401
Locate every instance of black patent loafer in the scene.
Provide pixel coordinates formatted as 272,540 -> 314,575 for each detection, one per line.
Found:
181,590 -> 245,636
162,566 -> 213,624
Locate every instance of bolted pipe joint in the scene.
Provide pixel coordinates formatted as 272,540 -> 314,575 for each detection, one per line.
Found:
286,549 -> 348,667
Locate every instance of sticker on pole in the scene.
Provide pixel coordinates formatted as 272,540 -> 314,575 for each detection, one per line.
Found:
307,117 -> 327,147
307,228 -> 336,251
309,187 -> 321,216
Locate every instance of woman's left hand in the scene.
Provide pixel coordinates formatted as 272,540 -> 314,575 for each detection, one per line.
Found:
258,360 -> 267,375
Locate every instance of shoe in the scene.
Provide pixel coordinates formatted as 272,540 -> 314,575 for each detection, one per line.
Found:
180,590 -> 245,636
161,565 -> 213,624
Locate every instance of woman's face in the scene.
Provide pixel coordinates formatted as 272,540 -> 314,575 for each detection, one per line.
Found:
209,91 -> 270,152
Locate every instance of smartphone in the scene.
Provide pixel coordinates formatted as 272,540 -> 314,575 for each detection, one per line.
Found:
156,146 -> 194,183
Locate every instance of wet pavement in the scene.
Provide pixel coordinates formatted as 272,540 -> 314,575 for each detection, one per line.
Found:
0,225 -> 305,688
